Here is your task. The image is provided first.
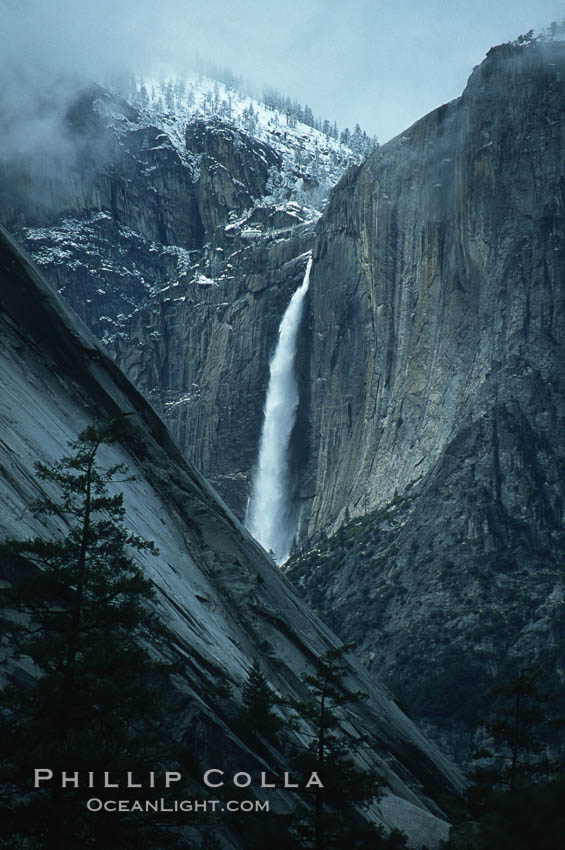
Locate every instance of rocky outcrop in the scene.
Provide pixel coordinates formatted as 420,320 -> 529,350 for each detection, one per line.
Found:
185,118 -> 282,234
3,85 -> 205,248
285,40 -> 565,758
2,84 -> 205,338
0,225 -> 464,847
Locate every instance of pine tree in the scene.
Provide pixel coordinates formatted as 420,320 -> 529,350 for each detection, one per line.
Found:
238,660 -> 283,743
478,772 -> 565,850
289,645 -> 387,849
165,81 -> 175,111
0,420 -> 183,849
465,666 -> 564,850
138,83 -> 149,108
212,81 -> 220,113
475,668 -> 557,792
303,105 -> 315,128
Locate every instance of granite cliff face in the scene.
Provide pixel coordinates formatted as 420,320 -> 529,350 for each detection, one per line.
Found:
2,84 -> 204,338
297,41 -> 565,539
0,226 -> 463,847
285,40 -> 565,756
1,78 -> 355,517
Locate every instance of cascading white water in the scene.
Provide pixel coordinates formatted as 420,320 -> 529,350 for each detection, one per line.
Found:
245,255 -> 313,564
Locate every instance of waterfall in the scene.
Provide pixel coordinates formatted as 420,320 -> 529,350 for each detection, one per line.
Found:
245,255 -> 312,564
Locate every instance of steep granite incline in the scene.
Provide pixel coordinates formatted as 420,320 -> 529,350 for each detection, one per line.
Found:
0,227 -> 464,846
286,40 -> 565,757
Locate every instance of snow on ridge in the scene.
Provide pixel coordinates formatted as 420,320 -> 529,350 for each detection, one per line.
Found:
105,71 -> 371,213
14,72 -> 376,354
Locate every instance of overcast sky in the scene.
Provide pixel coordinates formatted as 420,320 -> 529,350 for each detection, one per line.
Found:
3,0 -> 565,141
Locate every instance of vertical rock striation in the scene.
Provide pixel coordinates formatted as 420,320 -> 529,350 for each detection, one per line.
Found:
300,40 -> 565,539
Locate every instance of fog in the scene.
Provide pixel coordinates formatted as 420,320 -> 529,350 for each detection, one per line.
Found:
1,0 -> 564,144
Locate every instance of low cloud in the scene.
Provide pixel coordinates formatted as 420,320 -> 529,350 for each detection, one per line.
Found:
1,0 -> 563,149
